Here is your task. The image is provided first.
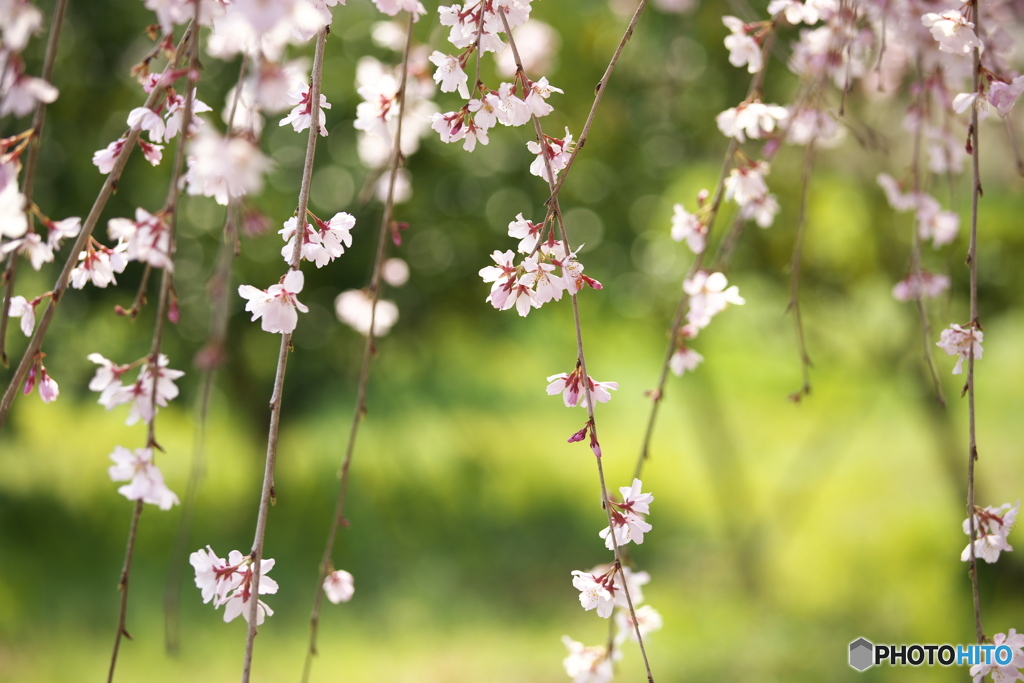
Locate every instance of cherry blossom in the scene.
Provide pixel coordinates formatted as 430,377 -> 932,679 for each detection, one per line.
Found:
921,10 -> 983,56
598,478 -> 654,550
0,231 -> 52,270
962,501 -> 1019,564
238,269 -> 309,334
546,366 -> 618,409
429,50 -> 470,99
372,0 -> 427,18
561,636 -> 617,683
723,16 -> 762,73
6,295 -> 34,336
989,76 -> 1024,117
323,569 -> 355,604
936,323 -> 983,375
45,216 -> 82,250
527,128 -> 574,183
724,161 -> 770,206
669,346 -> 703,376
189,547 -> 279,625
280,211 -> 355,268
615,604 -> 663,644
126,106 -> 166,144
716,100 -> 789,142
670,202 -> 706,254
571,569 -> 616,618
335,289 -> 399,337
683,270 -> 745,329
108,446 -> 180,510
0,175 -> 28,239
738,193 -> 780,228
70,245 -> 128,289
92,138 -> 126,175
0,67 -> 58,118
37,364 -> 58,403
185,130 -> 272,205
969,629 -> 1024,683
892,271 -> 950,302
107,207 -> 174,271
279,83 -> 331,136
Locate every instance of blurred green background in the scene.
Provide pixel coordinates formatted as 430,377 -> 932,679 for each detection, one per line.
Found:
3,0 -> 1024,681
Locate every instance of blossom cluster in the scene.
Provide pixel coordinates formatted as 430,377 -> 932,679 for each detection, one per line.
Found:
962,501 -> 1019,564
430,0 -> 570,180
479,225 -> 601,317
190,546 -> 279,625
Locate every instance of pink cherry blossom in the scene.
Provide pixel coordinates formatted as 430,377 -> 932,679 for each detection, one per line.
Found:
723,16 -> 762,73
335,289 -> 399,337
323,569 -> 355,604
598,478 -> 654,550
936,323 -> 982,375
108,446 -> 180,510
6,295 -> 34,336
921,10 -> 983,56
561,636 -> 617,683
279,83 -> 331,136
669,346 -> 703,376
683,271 -> 745,329
185,130 -> 272,205
546,366 -> 618,409
962,501 -> 1019,564
70,245 -> 128,289
189,547 -> 278,625
0,231 -> 52,270
892,271 -> 950,303
969,629 -> 1024,683
238,269 -> 309,334
670,202 -> 707,254
615,604 -> 663,644
37,365 -> 58,403
429,51 -> 470,99
92,138 -> 126,175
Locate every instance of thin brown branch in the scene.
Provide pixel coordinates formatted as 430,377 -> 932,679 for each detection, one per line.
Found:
106,17 -> 199,681
966,0 -> 983,646
106,500 -> 144,683
242,27 -> 329,682
0,0 -> 69,366
786,140 -> 816,402
0,24 -> 197,431
634,26 -> 777,479
301,13 -> 415,683
503,8 -> 654,681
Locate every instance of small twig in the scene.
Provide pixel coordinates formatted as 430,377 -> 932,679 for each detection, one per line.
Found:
301,13 -> 415,683
106,500 -> 144,683
634,26 -> 777,478
907,67 -> 945,406
503,7 -> 654,681
0,24 -> 197,431
966,0 -> 983,646
106,15 -> 199,681
241,27 -> 329,682
0,0 -> 69,366
785,140 -> 816,402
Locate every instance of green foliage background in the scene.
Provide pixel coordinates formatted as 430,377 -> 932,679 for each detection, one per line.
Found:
2,1 -> 1024,681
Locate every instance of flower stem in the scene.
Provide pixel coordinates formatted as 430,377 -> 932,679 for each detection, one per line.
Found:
0,0 -> 67,367
0,24 -> 197,431
301,13 -> 415,683
241,27 -> 329,682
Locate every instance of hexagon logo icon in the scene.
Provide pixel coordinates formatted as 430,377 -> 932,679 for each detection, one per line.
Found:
849,638 -> 874,671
